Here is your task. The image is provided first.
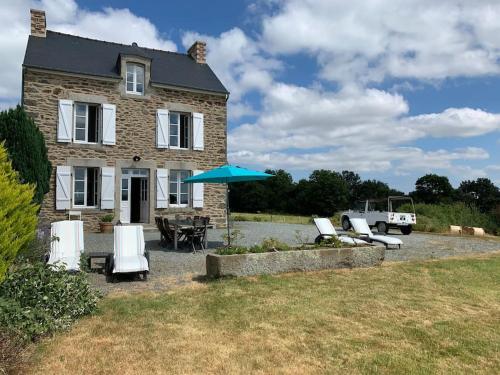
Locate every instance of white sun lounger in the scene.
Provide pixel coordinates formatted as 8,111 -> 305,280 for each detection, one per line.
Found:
48,220 -> 84,271
313,218 -> 368,245
350,218 -> 403,249
112,225 -> 149,279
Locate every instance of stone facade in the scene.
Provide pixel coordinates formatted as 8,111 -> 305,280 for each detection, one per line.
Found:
23,69 -> 227,232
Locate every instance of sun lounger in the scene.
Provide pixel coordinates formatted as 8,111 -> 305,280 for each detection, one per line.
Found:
313,218 -> 368,245
111,225 -> 149,280
349,218 -> 403,249
47,220 -> 84,271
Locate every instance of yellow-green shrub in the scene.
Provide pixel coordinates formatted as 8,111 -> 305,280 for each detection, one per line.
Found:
0,143 -> 38,281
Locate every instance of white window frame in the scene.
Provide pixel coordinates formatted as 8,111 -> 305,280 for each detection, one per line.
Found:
73,167 -> 99,209
126,63 -> 145,95
169,170 -> 191,207
169,112 -> 190,150
73,103 -> 100,144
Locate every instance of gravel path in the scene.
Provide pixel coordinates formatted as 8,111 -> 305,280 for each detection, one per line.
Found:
85,222 -> 500,294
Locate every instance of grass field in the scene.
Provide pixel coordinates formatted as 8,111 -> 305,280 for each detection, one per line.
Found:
232,212 -> 336,225
26,254 -> 500,374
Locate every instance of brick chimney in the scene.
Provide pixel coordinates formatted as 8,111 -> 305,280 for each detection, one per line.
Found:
188,41 -> 206,64
30,9 -> 46,37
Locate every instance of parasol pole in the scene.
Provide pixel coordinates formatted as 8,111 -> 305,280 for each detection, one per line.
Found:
226,180 -> 231,247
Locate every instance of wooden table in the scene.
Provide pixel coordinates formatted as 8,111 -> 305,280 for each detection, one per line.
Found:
171,221 -> 209,251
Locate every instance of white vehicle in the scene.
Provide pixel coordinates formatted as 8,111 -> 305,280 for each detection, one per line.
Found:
341,196 -> 416,235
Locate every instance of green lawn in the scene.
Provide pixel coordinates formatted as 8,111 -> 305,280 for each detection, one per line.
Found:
232,211 -> 334,225
29,254 -> 500,374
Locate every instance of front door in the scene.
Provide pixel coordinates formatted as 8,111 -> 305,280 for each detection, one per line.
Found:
120,169 -> 149,224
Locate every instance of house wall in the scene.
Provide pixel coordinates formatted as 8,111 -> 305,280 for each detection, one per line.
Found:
23,69 -> 227,231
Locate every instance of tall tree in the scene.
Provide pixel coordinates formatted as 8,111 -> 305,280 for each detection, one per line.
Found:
300,169 -> 349,216
0,106 -> 51,204
341,170 -> 361,205
411,174 -> 455,204
458,178 -> 500,213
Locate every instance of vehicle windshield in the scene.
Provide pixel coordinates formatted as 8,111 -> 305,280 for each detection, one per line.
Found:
389,197 -> 414,213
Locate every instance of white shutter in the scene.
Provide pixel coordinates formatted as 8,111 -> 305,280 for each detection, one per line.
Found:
156,109 -> 169,148
156,169 -> 169,208
100,167 -> 115,209
192,170 -> 204,208
56,166 -> 71,210
192,112 -> 204,151
57,99 -> 73,143
102,104 -> 116,145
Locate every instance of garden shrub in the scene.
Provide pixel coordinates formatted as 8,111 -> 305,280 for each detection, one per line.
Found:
400,202 -> 498,234
0,143 -> 38,281
0,106 -> 51,205
0,263 -> 101,340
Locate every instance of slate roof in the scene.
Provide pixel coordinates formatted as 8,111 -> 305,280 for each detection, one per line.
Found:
23,31 -> 229,95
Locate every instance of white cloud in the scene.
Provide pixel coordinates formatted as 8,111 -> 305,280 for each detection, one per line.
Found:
229,145 -> 490,176
0,0 -> 176,107
261,0 -> 500,84
403,108 -> 500,138
182,28 -> 280,101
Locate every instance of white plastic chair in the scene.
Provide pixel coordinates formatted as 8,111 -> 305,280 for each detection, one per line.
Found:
112,225 -> 149,279
48,220 -> 84,271
350,218 -> 403,249
313,218 -> 368,245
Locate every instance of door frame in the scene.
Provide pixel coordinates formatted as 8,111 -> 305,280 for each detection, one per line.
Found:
119,168 -> 149,224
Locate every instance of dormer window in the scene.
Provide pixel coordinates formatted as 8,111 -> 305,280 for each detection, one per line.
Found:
126,63 -> 145,95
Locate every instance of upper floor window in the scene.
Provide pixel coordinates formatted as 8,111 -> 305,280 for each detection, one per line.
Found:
126,63 -> 145,95
169,112 -> 190,149
74,103 -> 99,143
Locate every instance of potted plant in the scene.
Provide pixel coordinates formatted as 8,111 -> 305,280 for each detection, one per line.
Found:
99,213 -> 114,233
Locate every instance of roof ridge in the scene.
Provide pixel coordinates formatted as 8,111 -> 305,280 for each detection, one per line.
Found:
46,30 -> 188,57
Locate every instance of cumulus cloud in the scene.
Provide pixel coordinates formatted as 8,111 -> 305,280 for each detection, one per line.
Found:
260,0 -> 500,84
229,145 -> 490,176
182,28 -> 281,101
0,0 -> 176,108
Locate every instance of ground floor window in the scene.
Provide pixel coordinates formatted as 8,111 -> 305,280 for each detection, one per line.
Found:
73,167 -> 99,207
169,170 -> 191,206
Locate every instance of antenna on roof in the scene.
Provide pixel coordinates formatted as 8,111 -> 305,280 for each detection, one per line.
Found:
132,42 -> 138,47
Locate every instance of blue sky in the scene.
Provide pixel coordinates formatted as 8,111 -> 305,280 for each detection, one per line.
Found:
1,0 -> 499,192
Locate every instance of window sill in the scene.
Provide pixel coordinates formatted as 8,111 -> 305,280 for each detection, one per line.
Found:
121,92 -> 151,100
67,143 -> 109,150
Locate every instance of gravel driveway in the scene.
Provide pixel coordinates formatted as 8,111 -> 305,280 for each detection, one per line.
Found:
85,222 -> 500,293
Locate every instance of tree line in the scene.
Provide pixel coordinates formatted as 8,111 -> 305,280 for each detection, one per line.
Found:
229,169 -> 500,217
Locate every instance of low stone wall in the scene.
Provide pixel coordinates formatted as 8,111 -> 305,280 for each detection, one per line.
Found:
206,245 -> 385,278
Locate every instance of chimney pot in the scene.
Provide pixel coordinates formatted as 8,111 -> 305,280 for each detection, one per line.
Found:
188,41 -> 206,64
30,9 -> 46,37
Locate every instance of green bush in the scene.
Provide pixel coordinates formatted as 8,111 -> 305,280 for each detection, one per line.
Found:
216,238 -> 291,255
0,106 -> 51,205
0,143 -> 39,281
0,263 -> 100,340
400,202 -> 498,234
100,213 -> 114,223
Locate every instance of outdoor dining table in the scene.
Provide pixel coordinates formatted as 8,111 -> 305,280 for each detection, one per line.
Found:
171,219 -> 209,251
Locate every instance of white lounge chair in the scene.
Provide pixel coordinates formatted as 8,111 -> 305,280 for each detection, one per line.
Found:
111,225 -> 149,281
48,220 -> 84,271
350,218 -> 403,249
313,218 -> 368,245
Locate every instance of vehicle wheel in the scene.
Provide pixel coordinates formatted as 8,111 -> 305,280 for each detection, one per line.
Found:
376,222 -> 388,233
342,217 -> 351,231
400,225 -> 412,235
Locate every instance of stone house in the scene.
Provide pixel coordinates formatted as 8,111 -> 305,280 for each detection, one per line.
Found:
22,9 -> 229,231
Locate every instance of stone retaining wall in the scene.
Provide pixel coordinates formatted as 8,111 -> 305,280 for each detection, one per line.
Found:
206,245 -> 385,277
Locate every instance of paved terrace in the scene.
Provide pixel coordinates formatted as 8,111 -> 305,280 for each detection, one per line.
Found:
85,222 -> 500,294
